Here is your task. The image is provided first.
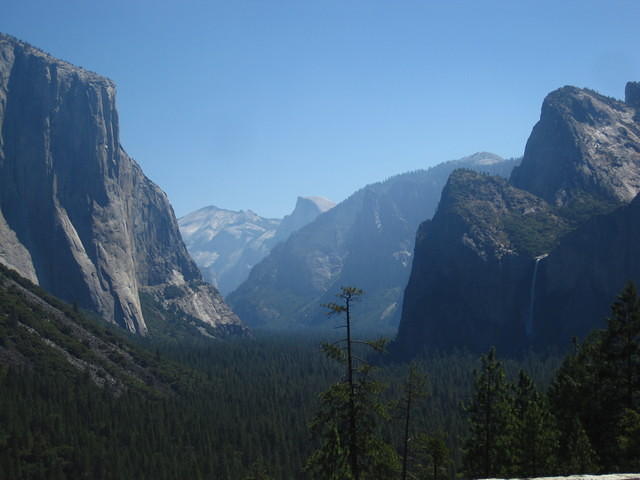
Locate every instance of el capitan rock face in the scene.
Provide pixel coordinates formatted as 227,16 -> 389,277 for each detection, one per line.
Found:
0,33 -> 243,335
228,153 -> 519,330
395,82 -> 640,358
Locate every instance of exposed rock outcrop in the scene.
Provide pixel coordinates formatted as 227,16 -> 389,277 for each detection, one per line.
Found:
228,153 -> 519,330
510,85 -> 640,209
395,83 -> 640,357
0,263 -> 177,395
0,33 -> 243,335
275,196 -> 336,242
626,81 -> 640,109
395,170 -> 568,356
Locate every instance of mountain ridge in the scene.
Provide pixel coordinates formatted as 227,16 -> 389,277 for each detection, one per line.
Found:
228,153 -> 519,330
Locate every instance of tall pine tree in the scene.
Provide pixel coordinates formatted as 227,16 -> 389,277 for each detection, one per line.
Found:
399,362 -> 428,480
305,287 -> 399,479
548,282 -> 640,471
411,432 -> 450,480
598,281 -> 640,468
512,370 -> 558,476
601,282 -> 640,412
463,348 -> 515,478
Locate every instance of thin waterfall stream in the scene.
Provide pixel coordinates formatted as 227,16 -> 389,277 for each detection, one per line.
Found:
526,253 -> 549,337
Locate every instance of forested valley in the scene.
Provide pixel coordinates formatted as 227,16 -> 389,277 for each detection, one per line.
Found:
2,268 -> 639,479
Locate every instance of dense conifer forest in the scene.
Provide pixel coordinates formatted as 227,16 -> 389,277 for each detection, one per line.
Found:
1,269 -> 639,478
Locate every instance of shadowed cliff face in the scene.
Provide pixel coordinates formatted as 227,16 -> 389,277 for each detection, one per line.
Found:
533,194 -> 640,347
395,83 -> 640,358
394,170 -> 568,356
0,34 -> 243,335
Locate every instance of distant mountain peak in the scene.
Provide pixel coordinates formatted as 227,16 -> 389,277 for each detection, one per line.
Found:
462,152 -> 505,165
298,196 -> 336,213
179,195 -> 333,295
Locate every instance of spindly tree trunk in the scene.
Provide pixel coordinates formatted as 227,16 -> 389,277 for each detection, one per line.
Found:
305,287 -> 400,479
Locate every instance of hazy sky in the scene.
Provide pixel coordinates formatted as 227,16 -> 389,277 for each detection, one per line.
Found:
2,0 -> 639,218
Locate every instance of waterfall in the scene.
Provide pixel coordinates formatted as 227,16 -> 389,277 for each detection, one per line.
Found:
526,253 -> 548,337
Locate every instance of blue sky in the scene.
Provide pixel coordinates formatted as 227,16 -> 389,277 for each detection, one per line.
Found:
3,0 -> 639,218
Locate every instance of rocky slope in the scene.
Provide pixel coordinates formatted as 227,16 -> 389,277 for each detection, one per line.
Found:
511,85 -> 640,210
0,33 -> 243,336
0,263 -> 184,395
179,196 -> 335,295
395,82 -> 640,357
228,153 -> 519,330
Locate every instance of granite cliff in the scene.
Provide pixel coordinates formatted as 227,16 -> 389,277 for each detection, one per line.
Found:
511,85 -> 640,210
228,153 -> 519,330
530,192 -> 640,347
395,169 -> 568,355
276,196 -> 336,241
395,82 -> 640,357
0,34 -> 243,336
